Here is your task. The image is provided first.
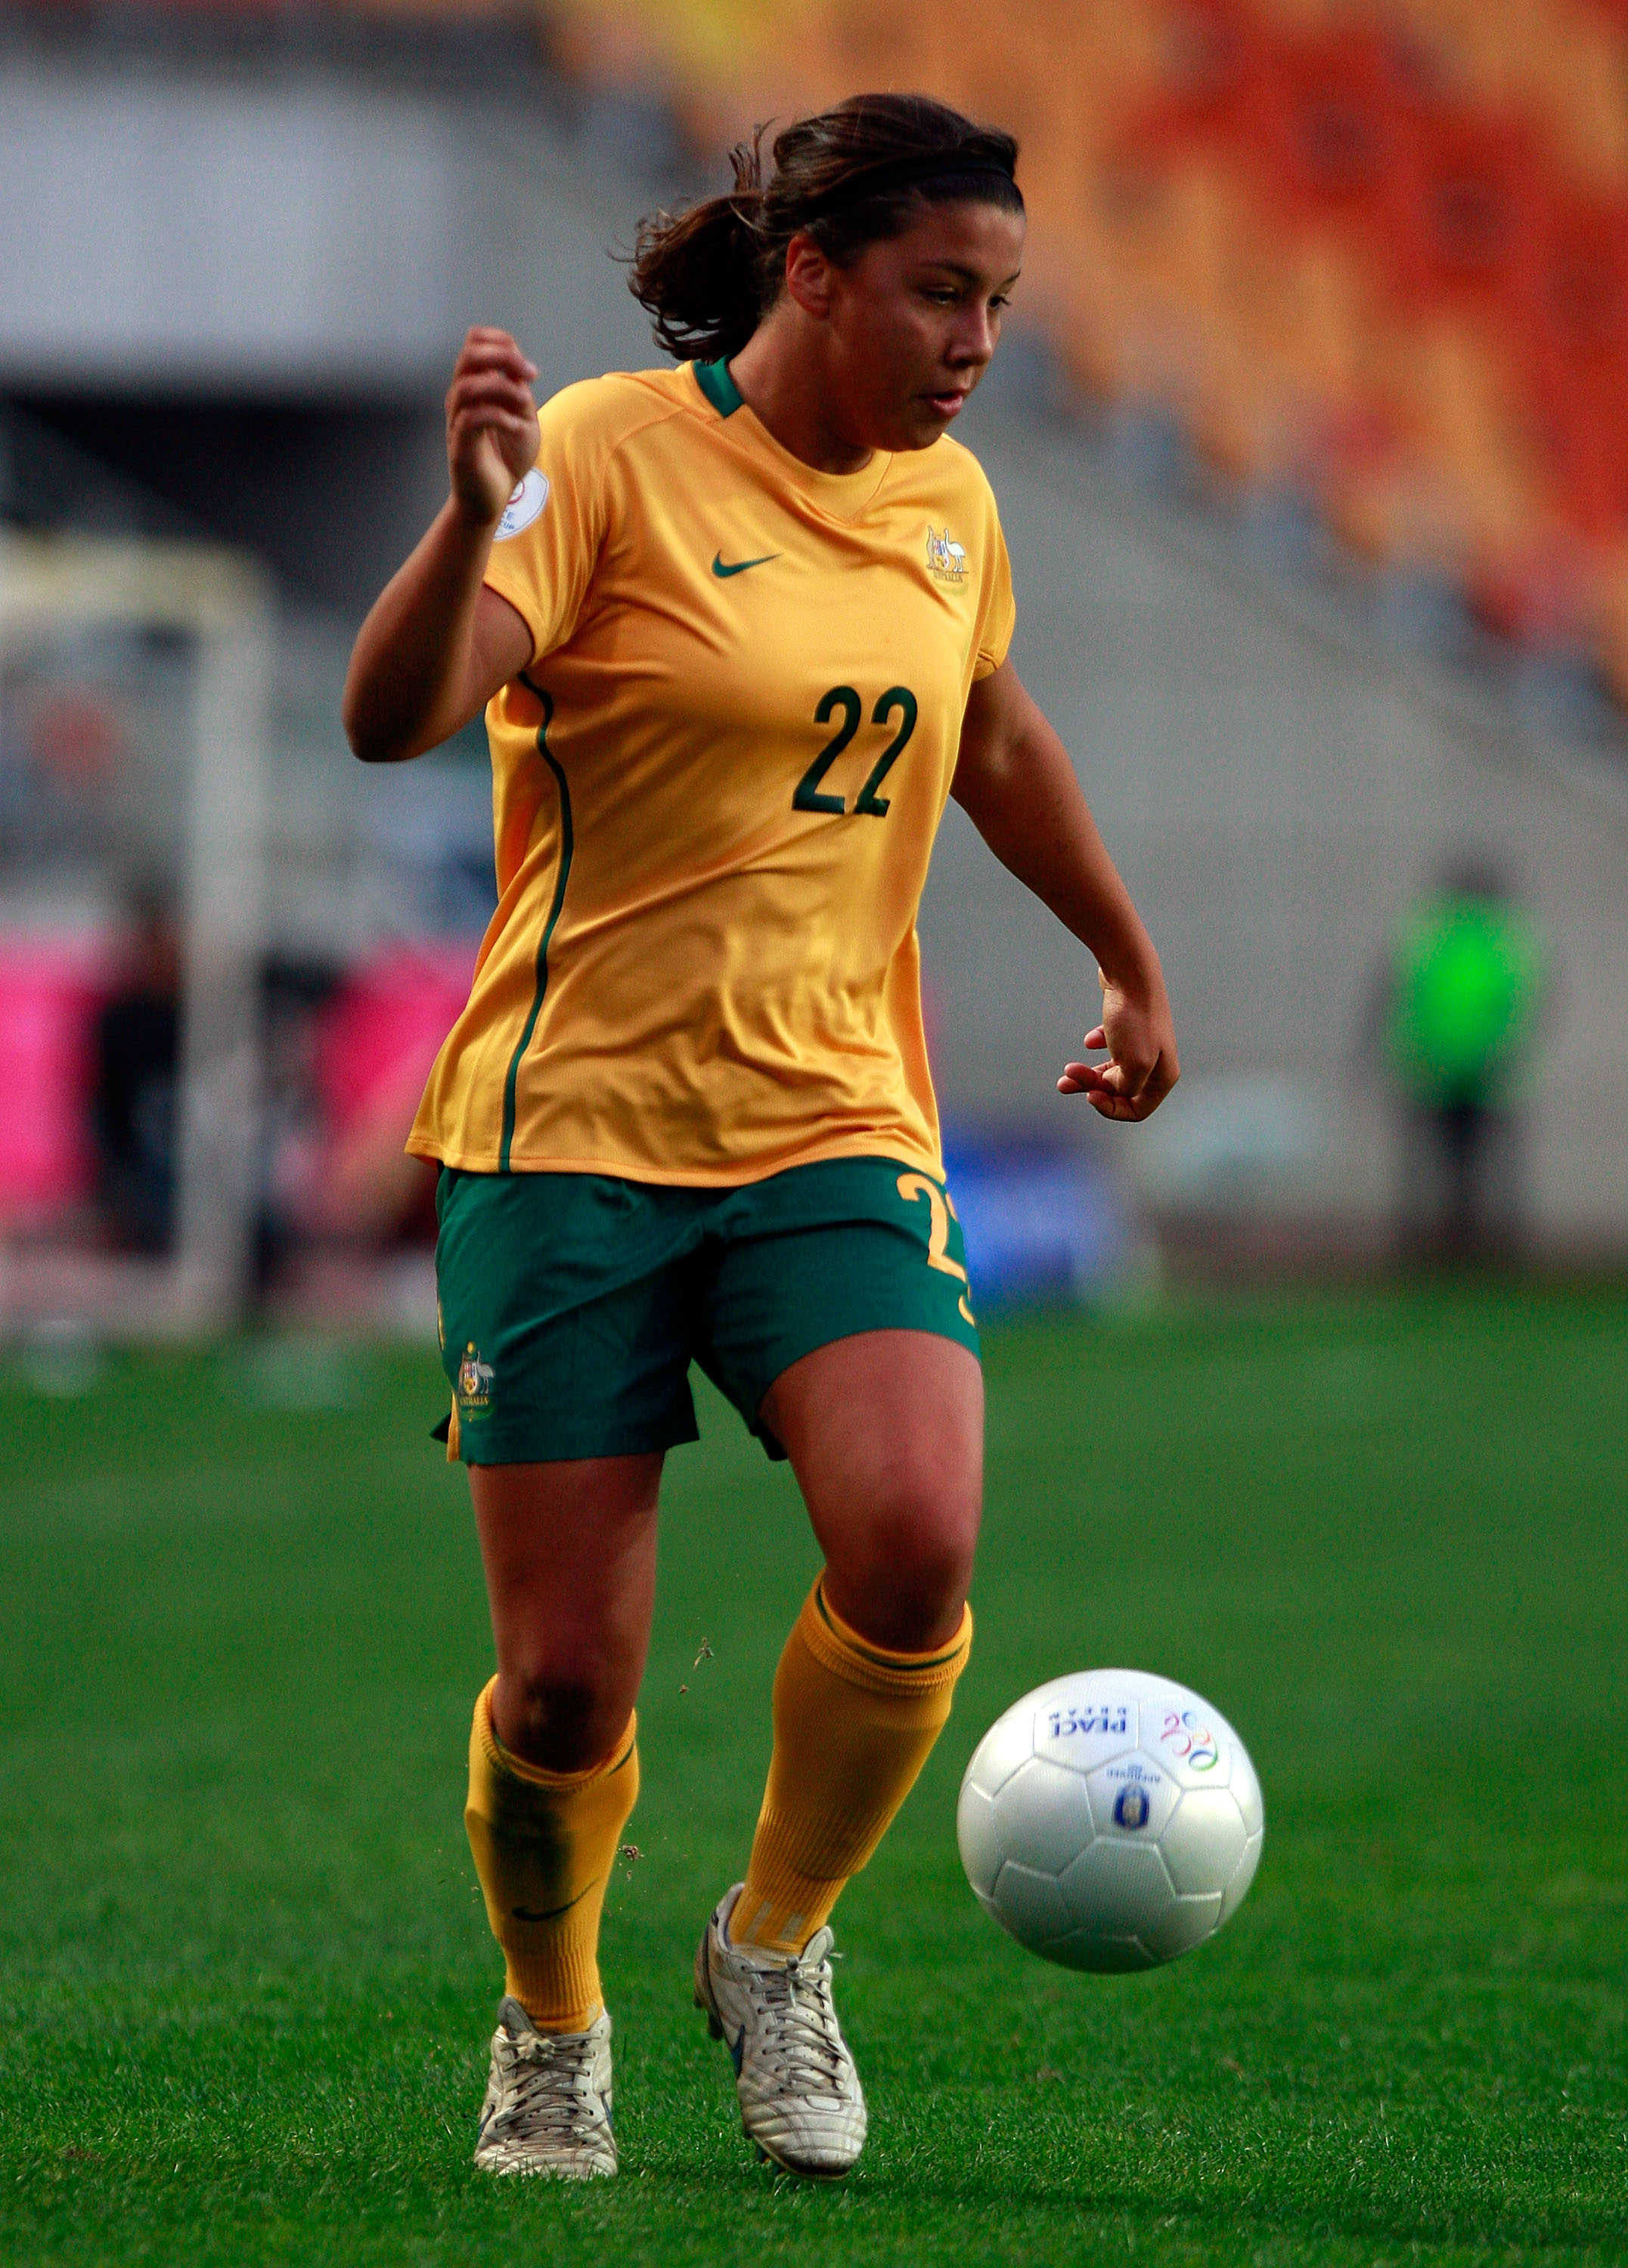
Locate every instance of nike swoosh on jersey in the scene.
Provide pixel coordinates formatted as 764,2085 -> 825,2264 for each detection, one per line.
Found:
712,550 -> 781,578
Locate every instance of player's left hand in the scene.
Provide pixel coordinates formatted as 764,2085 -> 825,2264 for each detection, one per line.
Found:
1058,966 -> 1179,1121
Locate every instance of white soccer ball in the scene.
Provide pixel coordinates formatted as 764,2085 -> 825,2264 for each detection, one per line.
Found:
957,1668 -> 1264,1973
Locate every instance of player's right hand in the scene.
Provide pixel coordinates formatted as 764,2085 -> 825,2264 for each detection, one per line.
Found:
1057,964 -> 1179,1121
445,327 -> 540,528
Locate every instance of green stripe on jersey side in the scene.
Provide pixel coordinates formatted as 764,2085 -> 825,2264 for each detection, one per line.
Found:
499,678 -> 574,1173
693,358 -> 746,417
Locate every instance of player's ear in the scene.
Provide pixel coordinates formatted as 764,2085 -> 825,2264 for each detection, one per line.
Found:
783,233 -> 836,321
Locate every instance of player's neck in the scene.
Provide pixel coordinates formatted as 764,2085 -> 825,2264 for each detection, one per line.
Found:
727,315 -> 874,477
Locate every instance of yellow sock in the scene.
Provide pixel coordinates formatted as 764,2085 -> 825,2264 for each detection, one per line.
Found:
464,1678 -> 639,2031
736,1577 -> 972,1954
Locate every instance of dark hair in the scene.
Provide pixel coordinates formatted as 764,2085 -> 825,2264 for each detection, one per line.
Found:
629,93 -> 1023,364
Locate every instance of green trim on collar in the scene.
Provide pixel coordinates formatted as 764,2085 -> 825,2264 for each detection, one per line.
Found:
693,357 -> 746,417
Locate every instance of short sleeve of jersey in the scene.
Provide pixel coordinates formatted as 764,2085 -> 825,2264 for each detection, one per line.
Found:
480,380 -> 617,665
972,491 -> 1016,682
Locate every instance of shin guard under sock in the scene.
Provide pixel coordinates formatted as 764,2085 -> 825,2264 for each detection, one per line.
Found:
464,1678 -> 639,2031
736,1578 -> 972,1954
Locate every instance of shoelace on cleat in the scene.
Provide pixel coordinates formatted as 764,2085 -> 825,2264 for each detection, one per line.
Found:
488,2031 -> 608,2147
740,1953 -> 850,2103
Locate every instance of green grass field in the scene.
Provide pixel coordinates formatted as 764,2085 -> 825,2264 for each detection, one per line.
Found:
2,1287 -> 1624,2266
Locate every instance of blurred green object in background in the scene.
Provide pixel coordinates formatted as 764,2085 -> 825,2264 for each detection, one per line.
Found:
1387,893 -> 1544,1110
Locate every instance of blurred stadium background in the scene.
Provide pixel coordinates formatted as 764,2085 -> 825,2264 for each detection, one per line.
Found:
3,0 -> 1627,1335
5,14 -> 1626,2263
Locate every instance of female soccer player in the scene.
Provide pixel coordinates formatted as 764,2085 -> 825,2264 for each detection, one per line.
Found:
343,92 -> 1177,2183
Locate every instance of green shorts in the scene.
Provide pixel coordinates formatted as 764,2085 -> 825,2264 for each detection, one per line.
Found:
434,1156 -> 979,1464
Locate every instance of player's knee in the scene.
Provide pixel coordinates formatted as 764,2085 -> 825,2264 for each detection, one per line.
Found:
498,1660 -> 627,1774
886,1518 -> 978,1623
845,1469 -> 979,1643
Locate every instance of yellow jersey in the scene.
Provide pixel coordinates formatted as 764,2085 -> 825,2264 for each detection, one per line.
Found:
408,358 -> 1016,1186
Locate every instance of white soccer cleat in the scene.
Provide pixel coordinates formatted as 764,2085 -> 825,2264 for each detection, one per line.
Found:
693,1882 -> 867,2180
473,1997 -> 616,2179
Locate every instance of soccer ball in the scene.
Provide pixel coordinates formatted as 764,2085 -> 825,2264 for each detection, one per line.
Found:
957,1668 -> 1264,1973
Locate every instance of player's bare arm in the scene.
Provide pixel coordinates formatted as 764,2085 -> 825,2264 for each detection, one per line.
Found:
952,656 -> 1178,1121
342,327 -> 537,764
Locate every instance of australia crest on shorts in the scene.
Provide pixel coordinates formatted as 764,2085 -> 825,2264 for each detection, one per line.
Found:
457,1342 -> 495,1411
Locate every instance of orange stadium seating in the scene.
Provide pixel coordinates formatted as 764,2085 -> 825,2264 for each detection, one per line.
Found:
538,0 -> 1628,708
30,0 -> 1628,702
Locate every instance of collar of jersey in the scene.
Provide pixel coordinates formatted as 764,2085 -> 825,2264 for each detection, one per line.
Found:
689,358 -> 895,522
694,357 -> 746,418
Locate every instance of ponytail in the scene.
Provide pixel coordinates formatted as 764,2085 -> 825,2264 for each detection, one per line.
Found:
629,94 -> 1022,366
630,140 -> 771,364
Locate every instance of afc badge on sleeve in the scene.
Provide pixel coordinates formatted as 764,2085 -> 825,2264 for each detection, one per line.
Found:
495,470 -> 550,541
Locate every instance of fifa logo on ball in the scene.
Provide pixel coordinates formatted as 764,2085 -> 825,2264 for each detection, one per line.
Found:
1112,1783 -> 1151,1830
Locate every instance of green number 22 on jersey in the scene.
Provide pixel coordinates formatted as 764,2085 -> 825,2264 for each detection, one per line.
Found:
793,685 -> 918,817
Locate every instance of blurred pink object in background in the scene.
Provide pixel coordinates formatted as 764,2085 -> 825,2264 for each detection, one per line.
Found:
313,942 -> 475,1238
315,942 -> 473,1138
0,937 -> 112,1226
